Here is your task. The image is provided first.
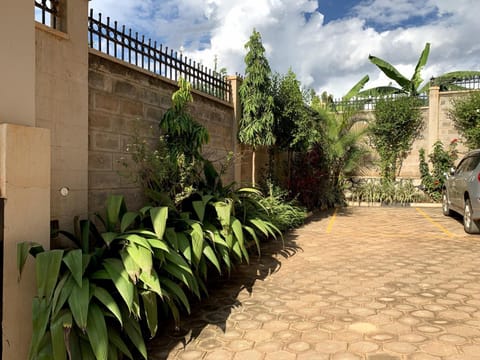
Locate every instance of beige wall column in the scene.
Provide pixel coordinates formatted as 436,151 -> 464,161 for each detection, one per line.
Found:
0,2 -> 51,358
0,125 -> 50,360
0,1 -> 36,126
427,85 -> 441,152
36,0 -> 89,231
228,76 -> 243,185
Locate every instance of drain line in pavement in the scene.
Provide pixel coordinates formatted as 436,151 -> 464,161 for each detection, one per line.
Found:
415,207 -> 454,238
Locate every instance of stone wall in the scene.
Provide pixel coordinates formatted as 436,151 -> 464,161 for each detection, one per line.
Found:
88,51 -> 237,214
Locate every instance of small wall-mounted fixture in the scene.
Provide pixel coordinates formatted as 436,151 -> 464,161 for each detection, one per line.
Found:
59,187 -> 69,197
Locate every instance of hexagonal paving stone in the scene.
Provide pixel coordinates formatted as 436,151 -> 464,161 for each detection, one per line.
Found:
383,341 -> 418,354
287,341 -> 311,353
254,340 -> 283,353
243,328 -> 274,342
349,341 -> 379,353
314,340 -> 347,353
264,350 -> 296,360
232,349 -> 263,360
204,349 -> 234,360
420,341 -> 458,356
224,339 -> 253,352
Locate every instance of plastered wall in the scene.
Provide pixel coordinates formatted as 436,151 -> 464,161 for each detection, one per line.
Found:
35,0 -> 89,232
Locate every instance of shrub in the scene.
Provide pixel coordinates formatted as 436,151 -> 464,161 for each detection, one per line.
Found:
351,179 -> 426,204
369,96 -> 424,181
259,181 -> 307,232
419,140 -> 458,201
448,91 -> 480,149
289,144 -> 333,210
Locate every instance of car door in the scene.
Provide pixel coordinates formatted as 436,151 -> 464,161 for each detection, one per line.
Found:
450,157 -> 472,211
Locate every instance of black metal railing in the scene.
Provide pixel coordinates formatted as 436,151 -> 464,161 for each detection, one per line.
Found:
332,93 -> 428,112
88,10 -> 231,102
433,75 -> 480,92
34,0 -> 60,29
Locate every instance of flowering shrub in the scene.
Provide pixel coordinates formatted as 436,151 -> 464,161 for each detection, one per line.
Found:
419,140 -> 458,201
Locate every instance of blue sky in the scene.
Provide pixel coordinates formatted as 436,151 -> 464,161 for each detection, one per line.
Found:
88,0 -> 480,97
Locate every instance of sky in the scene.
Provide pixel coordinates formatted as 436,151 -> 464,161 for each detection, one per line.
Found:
88,0 -> 480,98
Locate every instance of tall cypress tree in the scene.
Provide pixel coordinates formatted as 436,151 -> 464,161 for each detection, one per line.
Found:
238,29 -> 275,185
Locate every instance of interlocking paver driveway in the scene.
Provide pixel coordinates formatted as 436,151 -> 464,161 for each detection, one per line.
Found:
149,207 -> 480,359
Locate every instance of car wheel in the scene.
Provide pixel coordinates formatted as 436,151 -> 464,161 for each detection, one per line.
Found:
442,190 -> 451,216
464,198 -> 480,234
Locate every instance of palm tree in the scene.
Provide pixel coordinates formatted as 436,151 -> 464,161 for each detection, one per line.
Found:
313,77 -> 371,203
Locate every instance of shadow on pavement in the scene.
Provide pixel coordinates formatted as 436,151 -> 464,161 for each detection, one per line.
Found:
147,231 -> 302,359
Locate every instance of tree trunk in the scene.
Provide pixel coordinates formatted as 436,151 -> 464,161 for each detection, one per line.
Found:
252,149 -> 256,186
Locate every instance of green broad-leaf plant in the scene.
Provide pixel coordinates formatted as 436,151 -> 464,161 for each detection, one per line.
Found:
18,195 -> 198,360
365,42 -> 430,97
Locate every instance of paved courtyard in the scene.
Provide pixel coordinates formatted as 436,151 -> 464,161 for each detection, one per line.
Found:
149,206 -> 480,359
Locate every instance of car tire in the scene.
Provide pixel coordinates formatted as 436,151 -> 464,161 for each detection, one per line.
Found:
442,190 -> 451,216
464,198 -> 480,234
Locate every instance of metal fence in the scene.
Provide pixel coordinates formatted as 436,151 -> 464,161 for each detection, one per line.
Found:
433,75 -> 480,92
34,0 -> 60,29
332,93 -> 428,112
88,10 -> 231,102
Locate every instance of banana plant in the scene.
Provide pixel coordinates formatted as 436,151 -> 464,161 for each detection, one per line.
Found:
364,42 -> 431,97
430,70 -> 480,91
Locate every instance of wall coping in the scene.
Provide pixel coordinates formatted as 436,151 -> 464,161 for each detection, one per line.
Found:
35,22 -> 70,41
89,48 -> 234,109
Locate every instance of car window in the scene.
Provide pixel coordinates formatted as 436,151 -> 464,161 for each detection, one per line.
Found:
466,155 -> 480,171
455,158 -> 471,174
455,155 -> 480,175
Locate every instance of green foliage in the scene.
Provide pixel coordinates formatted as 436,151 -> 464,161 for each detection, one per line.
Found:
448,91 -> 480,149
370,96 -> 423,181
128,79 -> 211,206
290,143 -> 333,210
419,140 -> 458,201
306,83 -> 370,206
351,179 -> 426,205
18,195 -> 178,360
432,71 -> 480,91
238,29 -> 275,149
271,69 -> 309,151
127,131 -> 198,207
259,181 -> 307,232
160,78 -> 209,162
239,29 -> 275,184
366,43 -> 430,96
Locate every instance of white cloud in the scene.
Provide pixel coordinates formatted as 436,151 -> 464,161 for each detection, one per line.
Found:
352,0 -> 438,26
89,0 -> 480,97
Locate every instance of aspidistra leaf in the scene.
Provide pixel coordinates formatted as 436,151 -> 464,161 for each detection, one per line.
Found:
36,250 -> 64,302
63,249 -> 83,287
103,258 -> 134,312
93,286 -> 123,326
68,278 -> 90,331
141,291 -> 158,338
150,207 -> 168,240
86,303 -> 108,360
51,310 -> 72,360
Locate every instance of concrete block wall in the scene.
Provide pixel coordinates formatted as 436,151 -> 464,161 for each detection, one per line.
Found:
88,51 -> 236,215
355,90 -> 473,179
437,91 -> 469,156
